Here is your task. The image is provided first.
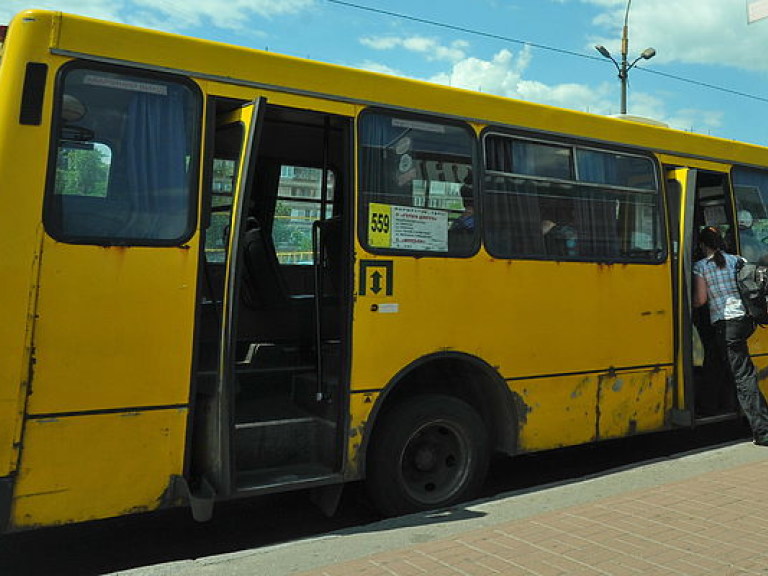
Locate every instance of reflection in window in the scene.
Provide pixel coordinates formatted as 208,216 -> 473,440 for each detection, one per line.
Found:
205,123 -> 244,263
273,166 -> 334,265
47,66 -> 200,244
55,142 -> 112,198
484,135 -> 662,262
733,167 -> 768,263
359,112 -> 476,256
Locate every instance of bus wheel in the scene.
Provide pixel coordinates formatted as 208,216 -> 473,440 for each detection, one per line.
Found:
366,394 -> 489,517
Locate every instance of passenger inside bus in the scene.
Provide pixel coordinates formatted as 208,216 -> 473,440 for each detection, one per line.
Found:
691,229 -> 733,416
735,209 -> 764,262
541,217 -> 578,257
448,183 -> 475,252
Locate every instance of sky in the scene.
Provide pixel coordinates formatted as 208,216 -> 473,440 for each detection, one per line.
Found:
3,0 -> 768,146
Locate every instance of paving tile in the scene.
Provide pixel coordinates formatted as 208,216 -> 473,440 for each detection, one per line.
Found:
292,452 -> 768,576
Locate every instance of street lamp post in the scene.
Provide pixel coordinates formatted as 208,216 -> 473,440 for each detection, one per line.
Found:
595,0 -> 656,114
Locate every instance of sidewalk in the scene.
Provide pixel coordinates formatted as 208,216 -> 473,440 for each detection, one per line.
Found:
118,440 -> 768,576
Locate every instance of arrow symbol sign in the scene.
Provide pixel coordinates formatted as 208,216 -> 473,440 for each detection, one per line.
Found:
371,271 -> 383,294
359,260 -> 394,296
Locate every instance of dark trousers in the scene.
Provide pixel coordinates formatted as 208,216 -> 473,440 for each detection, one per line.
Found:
714,316 -> 768,441
694,307 -> 733,413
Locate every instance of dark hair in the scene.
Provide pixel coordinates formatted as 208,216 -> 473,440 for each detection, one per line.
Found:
699,226 -> 726,268
459,184 -> 474,208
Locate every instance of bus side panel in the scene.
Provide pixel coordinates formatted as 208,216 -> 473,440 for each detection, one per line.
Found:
508,369 -> 671,451
508,374 -> 598,450
27,241 -> 198,414
0,14 -> 54,481
353,255 -> 675,454
11,409 -> 186,529
597,369 -> 671,439
346,390 -> 381,479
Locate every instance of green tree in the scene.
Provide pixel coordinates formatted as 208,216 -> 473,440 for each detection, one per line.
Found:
55,145 -> 110,197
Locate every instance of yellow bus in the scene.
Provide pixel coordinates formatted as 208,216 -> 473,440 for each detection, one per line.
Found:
2,8 -> 767,531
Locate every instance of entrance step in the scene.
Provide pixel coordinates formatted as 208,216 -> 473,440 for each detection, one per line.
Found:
234,401 -> 337,472
235,464 -> 337,492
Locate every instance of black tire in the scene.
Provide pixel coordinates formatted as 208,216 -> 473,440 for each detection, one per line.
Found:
366,394 -> 490,517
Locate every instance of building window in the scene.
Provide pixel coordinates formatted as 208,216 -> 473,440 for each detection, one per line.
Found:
273,165 -> 334,265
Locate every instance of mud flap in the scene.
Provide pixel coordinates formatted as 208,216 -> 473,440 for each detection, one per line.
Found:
310,483 -> 344,518
169,475 -> 216,522
0,476 -> 11,533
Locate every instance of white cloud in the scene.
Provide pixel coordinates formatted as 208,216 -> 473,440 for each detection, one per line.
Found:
665,108 -> 724,134
429,48 -> 525,93
584,0 -> 768,72
1,1 -> 126,24
1,0 -> 314,32
428,46 -> 614,113
357,60 -> 403,76
422,44 -> 720,132
131,0 -> 314,31
360,35 -> 468,63
360,36 -> 402,50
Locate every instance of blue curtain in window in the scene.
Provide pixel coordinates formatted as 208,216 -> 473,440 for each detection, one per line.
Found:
483,138 -> 544,256
124,88 -> 190,240
360,114 -> 400,204
574,152 -> 619,258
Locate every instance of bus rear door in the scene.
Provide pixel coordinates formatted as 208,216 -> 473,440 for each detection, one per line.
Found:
667,165 -> 740,423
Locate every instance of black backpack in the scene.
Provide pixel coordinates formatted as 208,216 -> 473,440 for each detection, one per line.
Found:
735,257 -> 768,325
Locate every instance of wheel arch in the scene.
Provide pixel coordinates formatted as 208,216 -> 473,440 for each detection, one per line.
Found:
359,351 -> 519,478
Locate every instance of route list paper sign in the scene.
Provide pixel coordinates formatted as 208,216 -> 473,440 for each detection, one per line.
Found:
368,203 -> 448,252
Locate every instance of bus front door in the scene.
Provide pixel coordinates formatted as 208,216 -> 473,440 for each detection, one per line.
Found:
194,98 -> 351,507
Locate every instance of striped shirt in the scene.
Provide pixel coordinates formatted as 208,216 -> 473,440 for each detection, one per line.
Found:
693,252 -> 747,322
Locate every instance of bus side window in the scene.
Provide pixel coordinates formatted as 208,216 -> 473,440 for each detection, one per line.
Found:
483,135 -> 663,262
358,110 -> 476,257
733,167 -> 768,263
46,65 -> 201,245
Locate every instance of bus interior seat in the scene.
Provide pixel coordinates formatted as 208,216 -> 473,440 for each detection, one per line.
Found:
237,219 -> 313,354
241,219 -> 289,310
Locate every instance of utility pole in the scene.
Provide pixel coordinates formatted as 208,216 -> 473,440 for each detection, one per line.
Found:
595,0 -> 656,114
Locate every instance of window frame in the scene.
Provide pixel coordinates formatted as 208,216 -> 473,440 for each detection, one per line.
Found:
731,165 -> 768,263
357,107 -> 480,258
43,60 -> 203,247
481,127 -> 667,264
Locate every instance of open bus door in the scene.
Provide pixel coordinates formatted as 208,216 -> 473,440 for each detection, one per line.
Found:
192,99 -> 266,502
667,167 -> 697,426
192,97 -> 350,515
667,166 -> 740,425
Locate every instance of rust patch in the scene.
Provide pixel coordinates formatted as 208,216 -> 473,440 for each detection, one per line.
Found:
571,377 -> 593,399
511,391 -> 532,425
